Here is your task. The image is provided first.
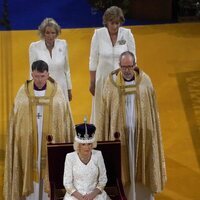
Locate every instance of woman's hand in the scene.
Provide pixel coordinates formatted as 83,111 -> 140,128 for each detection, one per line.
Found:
89,82 -> 95,96
72,191 -> 84,200
89,71 -> 96,96
83,188 -> 101,200
68,90 -> 72,101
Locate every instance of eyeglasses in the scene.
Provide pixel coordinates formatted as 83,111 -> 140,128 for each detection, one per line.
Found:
120,65 -> 135,70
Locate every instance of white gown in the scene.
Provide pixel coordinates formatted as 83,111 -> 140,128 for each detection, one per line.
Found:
63,150 -> 110,200
25,89 -> 49,200
29,39 -> 72,100
125,80 -> 154,200
89,27 -> 136,127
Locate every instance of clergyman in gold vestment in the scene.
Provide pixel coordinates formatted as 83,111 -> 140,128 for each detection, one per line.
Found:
4,60 -> 74,200
96,51 -> 167,200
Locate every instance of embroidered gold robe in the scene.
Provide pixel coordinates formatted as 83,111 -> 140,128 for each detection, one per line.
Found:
96,69 -> 167,193
4,78 -> 75,200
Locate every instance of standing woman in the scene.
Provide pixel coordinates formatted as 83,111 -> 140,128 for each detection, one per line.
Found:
29,18 -> 72,101
89,6 -> 136,127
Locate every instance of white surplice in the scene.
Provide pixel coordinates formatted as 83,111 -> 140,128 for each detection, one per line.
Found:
125,80 -> 154,200
26,89 -> 49,200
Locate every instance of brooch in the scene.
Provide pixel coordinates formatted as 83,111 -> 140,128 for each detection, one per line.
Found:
118,39 -> 126,45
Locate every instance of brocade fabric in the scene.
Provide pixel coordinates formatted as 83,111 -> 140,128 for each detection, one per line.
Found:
96,69 -> 167,194
4,78 -> 75,200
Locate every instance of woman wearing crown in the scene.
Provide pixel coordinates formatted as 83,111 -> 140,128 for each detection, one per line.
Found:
63,122 -> 110,200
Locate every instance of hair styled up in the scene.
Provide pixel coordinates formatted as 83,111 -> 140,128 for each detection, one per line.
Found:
38,18 -> 61,39
102,6 -> 125,26
73,140 -> 97,152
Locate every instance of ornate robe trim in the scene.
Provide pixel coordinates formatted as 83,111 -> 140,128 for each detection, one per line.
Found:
29,97 -> 50,105
109,68 -> 141,95
25,78 -> 57,181
25,77 -> 57,99
118,84 -> 137,95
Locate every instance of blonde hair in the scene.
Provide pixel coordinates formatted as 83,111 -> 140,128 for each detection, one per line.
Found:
38,18 -> 61,39
73,141 -> 97,152
103,6 -> 125,26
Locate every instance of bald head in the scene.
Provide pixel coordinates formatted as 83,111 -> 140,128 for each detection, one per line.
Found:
119,51 -> 136,66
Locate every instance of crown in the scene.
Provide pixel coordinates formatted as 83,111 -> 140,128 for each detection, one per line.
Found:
74,117 -> 96,143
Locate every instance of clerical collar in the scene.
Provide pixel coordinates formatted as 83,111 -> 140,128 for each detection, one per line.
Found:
34,84 -> 47,91
124,77 -> 135,82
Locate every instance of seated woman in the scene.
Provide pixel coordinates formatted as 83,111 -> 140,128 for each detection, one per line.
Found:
63,121 -> 110,200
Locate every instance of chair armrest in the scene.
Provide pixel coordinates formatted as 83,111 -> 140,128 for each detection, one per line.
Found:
50,181 -> 65,200
116,178 -> 127,200
49,181 -> 55,200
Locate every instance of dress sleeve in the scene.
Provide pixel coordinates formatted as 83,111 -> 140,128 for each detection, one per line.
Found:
29,43 -> 37,79
96,151 -> 108,192
63,154 -> 76,195
63,41 -> 72,90
127,29 -> 137,62
89,29 -> 99,71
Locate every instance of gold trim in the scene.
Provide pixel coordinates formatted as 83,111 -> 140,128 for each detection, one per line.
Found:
109,68 -> 142,95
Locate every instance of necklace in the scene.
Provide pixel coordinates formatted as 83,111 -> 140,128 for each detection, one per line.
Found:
78,153 -> 91,164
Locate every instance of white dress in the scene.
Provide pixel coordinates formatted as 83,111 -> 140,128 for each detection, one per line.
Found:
89,27 -> 136,127
125,80 -> 154,200
29,39 -> 72,100
63,150 -> 110,200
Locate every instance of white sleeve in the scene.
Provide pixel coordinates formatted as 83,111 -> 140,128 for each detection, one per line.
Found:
63,154 -> 76,195
89,29 -> 99,71
63,41 -> 72,90
127,29 -> 137,62
29,43 -> 37,79
96,151 -> 107,192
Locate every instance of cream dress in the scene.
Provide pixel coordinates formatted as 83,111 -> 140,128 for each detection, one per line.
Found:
63,150 -> 110,200
29,39 -> 72,101
89,27 -> 136,127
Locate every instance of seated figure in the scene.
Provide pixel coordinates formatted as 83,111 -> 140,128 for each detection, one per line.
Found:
63,121 -> 110,200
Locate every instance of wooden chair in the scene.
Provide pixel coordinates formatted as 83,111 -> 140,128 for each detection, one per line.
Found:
47,133 -> 127,200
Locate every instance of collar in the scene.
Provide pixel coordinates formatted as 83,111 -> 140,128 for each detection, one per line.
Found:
34,83 -> 47,91
124,76 -> 135,82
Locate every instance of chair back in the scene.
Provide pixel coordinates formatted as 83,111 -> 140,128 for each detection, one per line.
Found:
47,134 -> 126,200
